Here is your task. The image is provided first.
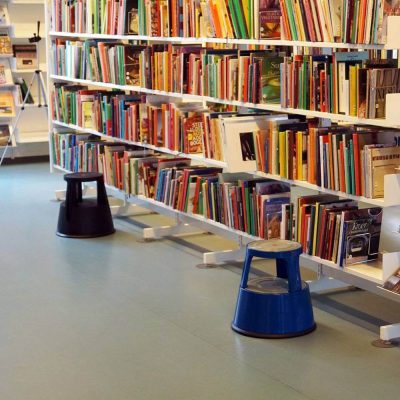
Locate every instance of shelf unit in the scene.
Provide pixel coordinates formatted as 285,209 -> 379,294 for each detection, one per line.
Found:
50,74 -> 400,129
46,6 -> 400,340
3,0 -> 48,159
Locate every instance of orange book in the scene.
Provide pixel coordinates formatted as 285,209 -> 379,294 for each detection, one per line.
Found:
357,0 -> 367,44
97,43 -> 111,83
208,0 -> 222,37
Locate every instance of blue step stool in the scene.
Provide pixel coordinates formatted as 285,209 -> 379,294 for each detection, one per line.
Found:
232,239 -> 316,338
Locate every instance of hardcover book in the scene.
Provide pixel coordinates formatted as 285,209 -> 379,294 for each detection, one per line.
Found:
340,207 -> 382,267
0,124 -> 10,146
259,0 -> 281,39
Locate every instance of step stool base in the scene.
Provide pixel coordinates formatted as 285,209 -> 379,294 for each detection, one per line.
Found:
231,323 -> 316,339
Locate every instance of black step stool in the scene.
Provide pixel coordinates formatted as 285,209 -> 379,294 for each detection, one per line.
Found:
56,172 -> 115,238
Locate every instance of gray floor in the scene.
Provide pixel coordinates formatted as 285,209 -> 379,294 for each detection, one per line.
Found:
1,161 -> 400,400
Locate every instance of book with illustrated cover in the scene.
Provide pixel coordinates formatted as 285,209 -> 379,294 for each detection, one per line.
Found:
125,0 -> 139,34
0,60 -> 12,85
0,90 -> 15,116
260,55 -> 282,104
0,32 -> 12,55
339,207 -> 383,267
383,268 -> 400,293
183,115 -> 203,154
259,0 -> 281,39
0,124 -> 10,146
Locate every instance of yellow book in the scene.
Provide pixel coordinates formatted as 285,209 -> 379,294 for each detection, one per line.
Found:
217,0 -> 234,38
213,0 -> 227,37
293,0 -> 306,41
279,131 -> 286,177
82,102 -> 93,128
349,65 -> 358,117
296,131 -> 303,181
242,0 -> 251,36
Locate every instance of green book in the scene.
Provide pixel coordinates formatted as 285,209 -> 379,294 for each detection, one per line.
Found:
227,0 -> 241,38
344,146 -> 350,193
285,0 -> 298,41
260,55 -> 283,104
232,0 -> 248,38
93,0 -> 99,33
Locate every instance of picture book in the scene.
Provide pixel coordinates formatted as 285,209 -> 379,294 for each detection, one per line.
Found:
0,90 -> 15,117
259,0 -> 281,39
0,124 -> 10,146
339,207 -> 383,267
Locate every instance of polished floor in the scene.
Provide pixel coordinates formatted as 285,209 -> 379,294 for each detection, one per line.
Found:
1,161 -> 400,400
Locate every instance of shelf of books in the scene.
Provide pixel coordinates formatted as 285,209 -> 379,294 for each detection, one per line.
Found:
46,0 -> 400,337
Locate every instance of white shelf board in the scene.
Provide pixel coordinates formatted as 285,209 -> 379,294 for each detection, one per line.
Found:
17,135 -> 48,143
48,31 -> 394,50
50,74 -> 400,129
10,0 -> 44,4
52,120 -> 227,168
12,65 -> 47,73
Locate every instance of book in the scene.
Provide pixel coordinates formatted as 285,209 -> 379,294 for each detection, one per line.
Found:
0,90 -> 15,116
0,60 -> 12,85
340,207 -> 382,267
0,33 -> 12,55
13,44 -> 37,70
0,124 -> 10,146
259,0 -> 281,39
382,268 -> 400,293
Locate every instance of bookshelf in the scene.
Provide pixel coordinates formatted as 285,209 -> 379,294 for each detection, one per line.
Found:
49,74 -> 400,129
46,0 -> 400,342
0,0 -> 49,159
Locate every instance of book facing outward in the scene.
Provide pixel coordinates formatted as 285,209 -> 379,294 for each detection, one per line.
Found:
0,90 -> 15,117
0,124 -> 10,146
383,268 -> 400,294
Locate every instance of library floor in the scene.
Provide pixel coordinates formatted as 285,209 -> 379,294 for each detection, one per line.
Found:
1,161 -> 400,400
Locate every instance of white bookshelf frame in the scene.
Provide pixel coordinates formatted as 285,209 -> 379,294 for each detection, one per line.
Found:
46,4 -> 400,341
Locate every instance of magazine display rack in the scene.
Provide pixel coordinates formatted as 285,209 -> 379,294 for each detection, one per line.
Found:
45,2 -> 400,342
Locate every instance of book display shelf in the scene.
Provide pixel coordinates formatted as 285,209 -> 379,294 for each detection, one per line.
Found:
0,0 -> 49,159
46,0 -> 400,342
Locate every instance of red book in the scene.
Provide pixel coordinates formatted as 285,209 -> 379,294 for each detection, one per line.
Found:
352,133 -> 361,196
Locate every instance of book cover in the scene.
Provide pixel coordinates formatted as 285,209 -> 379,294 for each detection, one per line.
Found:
0,90 -> 15,117
0,124 -> 10,146
260,55 -> 282,104
259,0 -> 281,39
341,207 -> 382,266
183,115 -> 203,154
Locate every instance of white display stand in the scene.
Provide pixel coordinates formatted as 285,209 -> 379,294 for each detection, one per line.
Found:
45,4 -> 400,342
5,1 -> 48,158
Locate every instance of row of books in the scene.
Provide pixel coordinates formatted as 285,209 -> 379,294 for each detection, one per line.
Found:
51,131 -> 383,268
235,115 -> 400,199
280,51 -> 400,119
51,41 -> 283,104
51,85 -> 400,199
51,0 -> 281,39
51,83 -> 229,159
51,0 -> 135,35
50,0 -> 400,45
280,0 -> 399,45
52,41 -> 400,118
